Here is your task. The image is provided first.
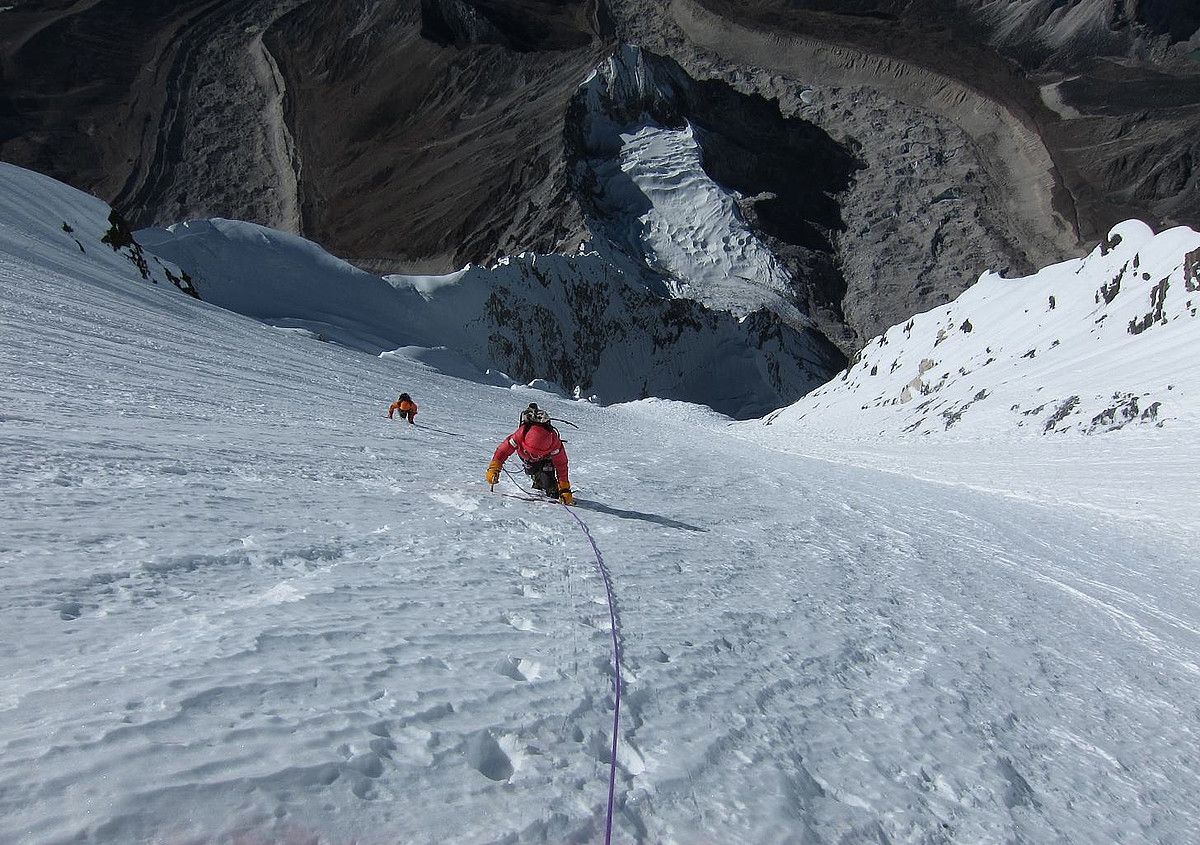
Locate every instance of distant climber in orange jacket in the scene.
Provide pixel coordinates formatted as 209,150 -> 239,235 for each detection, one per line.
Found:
388,393 -> 418,424
486,403 -> 574,505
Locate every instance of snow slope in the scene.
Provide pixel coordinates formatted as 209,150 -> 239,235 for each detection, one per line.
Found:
763,220 -> 1200,437
4,164 -> 1200,844
135,213 -> 838,419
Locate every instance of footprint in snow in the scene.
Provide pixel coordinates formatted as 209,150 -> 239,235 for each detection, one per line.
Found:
502,612 -> 537,632
427,491 -> 479,513
587,730 -> 646,775
464,731 -> 522,782
496,657 -> 543,682
346,751 -> 384,778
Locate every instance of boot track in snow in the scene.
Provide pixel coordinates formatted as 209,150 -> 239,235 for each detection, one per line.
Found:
497,469 -> 623,844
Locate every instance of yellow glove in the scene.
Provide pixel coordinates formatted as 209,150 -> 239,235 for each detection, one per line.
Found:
485,460 -> 501,485
558,481 -> 574,505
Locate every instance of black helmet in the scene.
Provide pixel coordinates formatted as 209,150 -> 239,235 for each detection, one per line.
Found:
520,402 -> 550,426
399,392 -> 410,402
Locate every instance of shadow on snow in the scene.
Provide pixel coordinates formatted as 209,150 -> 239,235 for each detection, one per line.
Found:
573,498 -> 707,533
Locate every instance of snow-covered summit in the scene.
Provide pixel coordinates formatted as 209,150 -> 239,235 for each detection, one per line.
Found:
763,220 -> 1200,437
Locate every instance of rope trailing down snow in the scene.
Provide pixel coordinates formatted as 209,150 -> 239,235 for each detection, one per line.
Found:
501,470 -> 622,844
561,502 -> 622,845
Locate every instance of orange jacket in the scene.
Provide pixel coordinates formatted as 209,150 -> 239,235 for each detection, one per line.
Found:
388,399 -> 418,418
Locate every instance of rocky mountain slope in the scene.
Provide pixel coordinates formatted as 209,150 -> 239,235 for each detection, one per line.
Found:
2,0 -> 1197,356
616,0 -> 1199,341
763,218 -> 1200,437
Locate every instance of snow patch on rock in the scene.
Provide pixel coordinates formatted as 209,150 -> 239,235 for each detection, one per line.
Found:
763,220 -> 1200,436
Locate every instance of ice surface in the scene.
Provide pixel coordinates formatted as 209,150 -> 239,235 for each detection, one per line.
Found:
2,163 -> 1199,843
592,120 -> 802,321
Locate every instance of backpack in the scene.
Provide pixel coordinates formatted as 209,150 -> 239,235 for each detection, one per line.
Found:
519,402 -> 551,427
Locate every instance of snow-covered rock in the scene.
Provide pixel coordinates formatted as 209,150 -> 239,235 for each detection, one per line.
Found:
0,162 -> 196,300
763,220 -> 1200,436
137,208 -> 841,418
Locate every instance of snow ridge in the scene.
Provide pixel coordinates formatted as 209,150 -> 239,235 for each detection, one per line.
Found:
136,205 -> 839,418
765,220 -> 1200,436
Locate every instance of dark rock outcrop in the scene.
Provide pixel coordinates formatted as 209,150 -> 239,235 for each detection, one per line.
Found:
0,0 -> 611,271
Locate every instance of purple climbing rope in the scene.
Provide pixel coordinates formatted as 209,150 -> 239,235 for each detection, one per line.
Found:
561,503 -> 622,845
500,469 -> 622,843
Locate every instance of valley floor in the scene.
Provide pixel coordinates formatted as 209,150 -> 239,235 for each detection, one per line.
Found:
2,256 -> 1198,844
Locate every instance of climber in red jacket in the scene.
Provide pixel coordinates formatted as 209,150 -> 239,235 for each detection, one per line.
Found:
486,403 -> 574,505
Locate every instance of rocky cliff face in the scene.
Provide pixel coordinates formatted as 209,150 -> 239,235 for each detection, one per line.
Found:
0,0 -> 312,235
263,0 -> 610,271
610,0 -> 1199,342
2,0 -> 1197,359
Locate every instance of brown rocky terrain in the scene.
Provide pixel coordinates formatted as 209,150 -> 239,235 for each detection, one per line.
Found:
2,0 -> 1197,353
609,0 -> 1199,340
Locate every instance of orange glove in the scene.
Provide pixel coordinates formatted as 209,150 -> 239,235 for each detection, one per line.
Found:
485,460 -> 502,485
558,480 -> 574,506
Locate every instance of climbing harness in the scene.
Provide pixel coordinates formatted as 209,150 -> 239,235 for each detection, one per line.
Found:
498,468 -> 622,845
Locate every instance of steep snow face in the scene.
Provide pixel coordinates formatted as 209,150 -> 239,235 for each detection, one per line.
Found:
577,50 -> 800,321
0,163 -> 193,298
570,45 -> 858,350
133,196 -> 839,418
5,151 -> 1200,845
763,220 -> 1200,437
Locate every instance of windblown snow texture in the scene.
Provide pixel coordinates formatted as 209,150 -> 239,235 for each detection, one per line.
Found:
2,163 -> 1199,844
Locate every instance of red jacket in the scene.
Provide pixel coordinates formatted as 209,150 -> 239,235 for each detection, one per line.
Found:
492,424 -> 569,486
